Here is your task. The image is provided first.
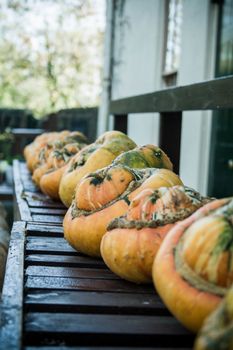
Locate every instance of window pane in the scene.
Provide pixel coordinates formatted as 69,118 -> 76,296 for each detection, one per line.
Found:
217,0 -> 233,76
164,0 -> 183,75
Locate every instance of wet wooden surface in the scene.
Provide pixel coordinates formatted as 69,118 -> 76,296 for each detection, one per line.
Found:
13,160 -> 65,223
1,161 -> 195,349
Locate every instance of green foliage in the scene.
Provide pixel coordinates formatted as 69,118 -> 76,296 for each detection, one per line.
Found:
0,0 -> 105,117
0,128 -> 14,164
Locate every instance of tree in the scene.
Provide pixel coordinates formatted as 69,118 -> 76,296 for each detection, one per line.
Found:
0,0 -> 105,117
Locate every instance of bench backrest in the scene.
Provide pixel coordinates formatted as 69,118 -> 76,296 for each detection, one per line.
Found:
109,75 -> 233,174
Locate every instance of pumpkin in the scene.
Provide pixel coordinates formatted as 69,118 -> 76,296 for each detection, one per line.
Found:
194,283 -> 233,350
24,131 -> 61,172
33,132 -> 88,199
100,186 -> 210,284
39,164 -> 69,200
59,131 -> 137,207
152,197 -> 233,333
63,144 -> 180,257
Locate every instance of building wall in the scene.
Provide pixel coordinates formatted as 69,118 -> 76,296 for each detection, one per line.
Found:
98,0 -> 219,195
178,0 -> 218,194
98,0 -> 166,146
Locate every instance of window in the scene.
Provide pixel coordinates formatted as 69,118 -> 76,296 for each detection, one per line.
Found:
163,0 -> 183,86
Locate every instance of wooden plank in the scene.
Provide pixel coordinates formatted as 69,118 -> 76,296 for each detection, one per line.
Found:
26,266 -> 120,280
30,207 -> 66,215
25,313 -> 193,346
22,184 -> 39,193
31,214 -> 63,224
25,290 -> 168,315
25,254 -> 106,268
109,75 -> 233,114
26,223 -> 64,237
25,276 -> 154,294
27,199 -> 65,209
160,112 -> 182,174
24,191 -> 65,209
13,160 -> 32,221
0,221 -> 25,349
114,114 -> 128,134
23,192 -> 49,202
26,237 -> 76,254
25,347 -> 192,350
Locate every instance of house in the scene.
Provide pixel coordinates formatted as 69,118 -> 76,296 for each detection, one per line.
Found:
98,0 -> 233,198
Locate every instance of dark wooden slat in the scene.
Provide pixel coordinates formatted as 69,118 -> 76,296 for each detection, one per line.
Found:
160,112 -> 182,174
25,290 -> 168,315
25,347 -> 192,350
0,221 -> 25,349
113,113 -> 128,134
30,207 -> 66,215
23,191 -> 53,201
31,214 -> 63,224
24,191 -> 65,209
26,223 -> 64,237
26,266 -> 120,280
25,313 -> 193,347
109,75 -> 233,114
26,237 -> 76,254
25,254 -> 106,268
25,276 -> 154,294
27,199 -> 65,209
13,160 -> 32,221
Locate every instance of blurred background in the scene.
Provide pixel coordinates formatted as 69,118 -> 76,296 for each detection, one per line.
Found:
0,0 -> 233,227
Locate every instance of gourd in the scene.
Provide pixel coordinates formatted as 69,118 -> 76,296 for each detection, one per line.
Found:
59,131 -> 137,207
194,283 -> 233,350
63,144 -> 181,257
32,131 -> 88,199
153,197 -> 233,333
100,186 -> 209,284
24,131 -> 60,172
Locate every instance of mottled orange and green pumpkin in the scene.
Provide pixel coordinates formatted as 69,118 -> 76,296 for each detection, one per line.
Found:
31,131 -> 88,199
100,186 -> 209,284
59,131 -> 137,207
153,197 -> 233,333
24,131 -> 61,172
194,283 -> 233,350
63,144 -> 181,257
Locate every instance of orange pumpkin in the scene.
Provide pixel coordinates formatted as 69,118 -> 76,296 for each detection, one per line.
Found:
152,197 -> 233,333
59,131 -> 137,207
34,132 -> 88,199
24,131 -> 60,172
194,282 -> 233,350
63,145 -> 181,257
39,164 -> 68,200
100,186 -> 209,284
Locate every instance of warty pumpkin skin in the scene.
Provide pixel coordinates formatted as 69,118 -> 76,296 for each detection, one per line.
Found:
194,283 -> 233,350
100,186 -> 209,284
63,164 -> 182,257
24,131 -> 60,172
152,197 -> 233,333
59,131 -> 137,207
32,131 -> 88,192
74,144 -> 173,211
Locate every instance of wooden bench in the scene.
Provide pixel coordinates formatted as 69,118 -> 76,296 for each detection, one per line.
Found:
0,161 -> 194,349
1,75 -> 233,349
110,75 -> 233,174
